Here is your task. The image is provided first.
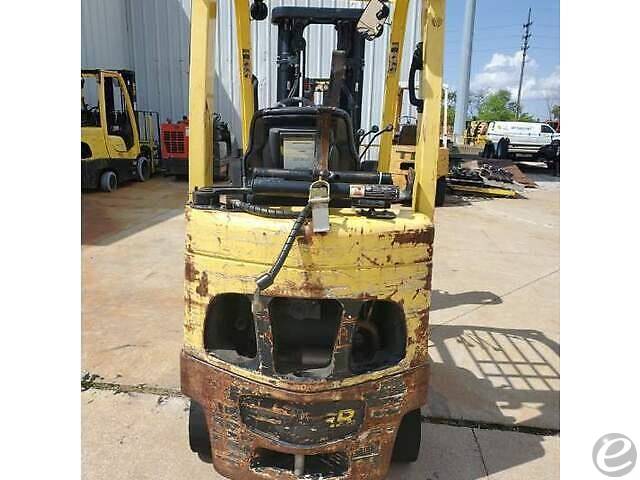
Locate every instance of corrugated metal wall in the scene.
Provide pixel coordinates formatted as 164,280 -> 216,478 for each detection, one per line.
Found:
81,0 -> 191,124
81,0 -> 423,159
81,0 -> 132,69
128,0 -> 191,123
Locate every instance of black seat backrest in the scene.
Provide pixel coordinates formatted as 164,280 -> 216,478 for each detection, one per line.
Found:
244,106 -> 359,173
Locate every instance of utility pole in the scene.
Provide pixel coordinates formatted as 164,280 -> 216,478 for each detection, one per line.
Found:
516,8 -> 532,119
453,0 -> 477,145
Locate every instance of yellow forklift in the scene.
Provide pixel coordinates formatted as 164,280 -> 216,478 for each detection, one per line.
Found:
81,69 -> 157,191
182,1 -> 445,478
385,43 -> 449,207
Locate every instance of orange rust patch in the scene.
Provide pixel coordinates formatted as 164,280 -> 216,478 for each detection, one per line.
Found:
297,223 -> 315,245
196,271 -> 209,297
185,256 -> 198,282
181,352 -> 430,480
391,228 -> 434,246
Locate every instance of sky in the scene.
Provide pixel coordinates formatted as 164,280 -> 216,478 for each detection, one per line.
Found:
443,0 -> 560,120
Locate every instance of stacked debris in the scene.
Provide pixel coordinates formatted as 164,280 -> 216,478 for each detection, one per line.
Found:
447,163 -> 525,197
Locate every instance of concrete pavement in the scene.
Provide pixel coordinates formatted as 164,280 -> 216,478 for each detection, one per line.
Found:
82,168 -> 560,479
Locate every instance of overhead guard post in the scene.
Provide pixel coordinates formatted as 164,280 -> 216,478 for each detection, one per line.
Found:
188,0 -> 217,193
413,0 -> 445,220
234,0 -> 256,153
377,0 -> 411,173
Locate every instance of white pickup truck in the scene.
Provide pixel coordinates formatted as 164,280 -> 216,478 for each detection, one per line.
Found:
486,121 -> 560,158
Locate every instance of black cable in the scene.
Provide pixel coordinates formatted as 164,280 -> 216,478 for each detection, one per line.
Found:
359,126 -> 379,145
256,203 -> 311,291
359,125 -> 393,162
229,199 -> 300,219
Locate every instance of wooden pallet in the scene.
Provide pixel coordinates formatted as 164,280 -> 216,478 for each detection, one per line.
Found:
389,145 -> 449,189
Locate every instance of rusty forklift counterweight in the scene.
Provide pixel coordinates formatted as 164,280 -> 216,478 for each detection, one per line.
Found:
182,1 -> 446,479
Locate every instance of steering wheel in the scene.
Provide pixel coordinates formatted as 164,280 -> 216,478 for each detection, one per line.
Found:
276,97 -> 314,108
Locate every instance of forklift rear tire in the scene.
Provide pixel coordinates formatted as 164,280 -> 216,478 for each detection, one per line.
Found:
99,171 -> 118,192
391,409 -> 422,463
435,176 -> 447,207
188,401 -> 211,460
137,156 -> 151,182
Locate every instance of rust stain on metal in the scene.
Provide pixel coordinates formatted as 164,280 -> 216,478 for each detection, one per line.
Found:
181,352 -> 430,480
360,253 -> 381,267
391,228 -> 434,246
182,208 -> 436,479
297,223 -> 315,245
185,256 -> 198,282
267,272 -> 327,298
386,287 -> 399,299
196,271 -> 209,297
184,292 -> 198,334
410,308 -> 430,367
424,269 -> 433,291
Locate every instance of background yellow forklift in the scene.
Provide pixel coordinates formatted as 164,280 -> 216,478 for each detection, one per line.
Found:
182,1 -> 445,478
81,69 -> 159,192
385,43 -> 450,207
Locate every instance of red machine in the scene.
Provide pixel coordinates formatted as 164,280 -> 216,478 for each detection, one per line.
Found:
160,119 -> 189,176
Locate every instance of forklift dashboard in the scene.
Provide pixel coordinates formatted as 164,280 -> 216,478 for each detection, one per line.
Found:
280,131 -> 318,170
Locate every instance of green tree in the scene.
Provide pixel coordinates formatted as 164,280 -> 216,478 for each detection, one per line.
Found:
551,104 -> 560,120
477,89 -> 516,121
440,89 -> 456,129
476,89 -> 535,122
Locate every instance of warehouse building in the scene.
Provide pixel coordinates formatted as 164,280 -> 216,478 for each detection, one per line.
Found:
81,0 -> 423,154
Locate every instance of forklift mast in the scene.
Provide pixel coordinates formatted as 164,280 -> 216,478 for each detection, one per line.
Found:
271,7 -> 366,132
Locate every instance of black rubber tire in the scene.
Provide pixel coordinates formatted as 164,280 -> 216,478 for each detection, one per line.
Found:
482,142 -> 495,159
435,176 -> 447,207
392,409 -> 422,463
99,171 -> 117,192
496,137 -> 510,159
136,156 -> 151,182
189,401 -> 211,459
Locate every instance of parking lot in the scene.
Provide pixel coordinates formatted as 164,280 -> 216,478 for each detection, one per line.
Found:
82,166 -> 559,480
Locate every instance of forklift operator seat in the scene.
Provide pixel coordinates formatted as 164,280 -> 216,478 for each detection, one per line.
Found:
244,106 -> 360,173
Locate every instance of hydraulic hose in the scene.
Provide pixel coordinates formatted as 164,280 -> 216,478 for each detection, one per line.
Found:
359,124 -> 393,162
256,203 -> 312,291
228,199 -> 300,219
